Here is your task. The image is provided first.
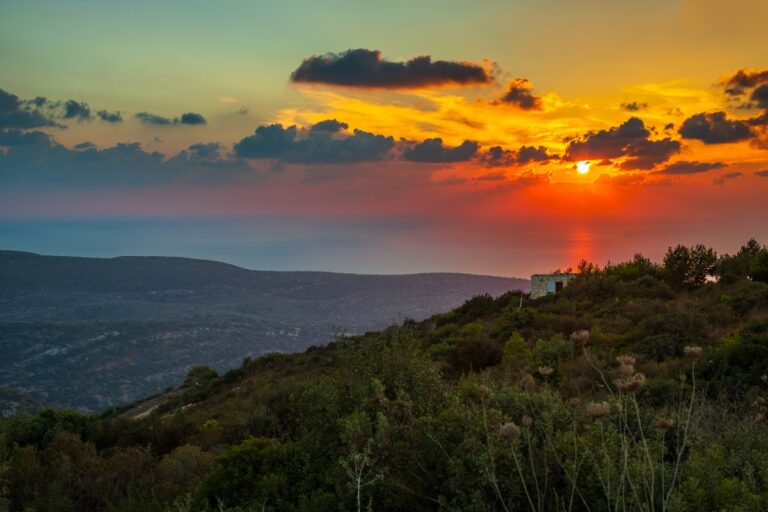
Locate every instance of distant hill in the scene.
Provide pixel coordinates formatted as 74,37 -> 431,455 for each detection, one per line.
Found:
0,250 -> 527,410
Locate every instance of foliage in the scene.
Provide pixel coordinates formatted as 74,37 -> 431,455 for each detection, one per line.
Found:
663,244 -> 717,289
3,240 -> 768,511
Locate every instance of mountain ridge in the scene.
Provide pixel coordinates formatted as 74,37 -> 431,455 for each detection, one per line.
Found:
0,250 -> 528,411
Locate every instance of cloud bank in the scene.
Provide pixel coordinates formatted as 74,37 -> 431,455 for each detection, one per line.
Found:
234,121 -> 395,163
136,112 -> 207,126
290,49 -> 494,89
565,117 -> 680,170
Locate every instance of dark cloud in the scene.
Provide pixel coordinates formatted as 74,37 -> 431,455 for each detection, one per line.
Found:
234,122 -> 395,163
566,117 -> 648,159
1,140 -> 162,186
179,112 -> 207,125
135,112 -> 206,126
97,110 -> 123,123
678,111 -> 754,144
2,93 -> 27,111
188,142 -> 222,159
1,88 -> 132,129
290,49 -> 493,89
496,78 -> 542,110
233,124 -> 299,158
619,138 -> 681,170
621,101 -> 648,112
481,145 -> 551,167
722,68 -> 768,96
63,100 -> 91,121
289,129 -> 395,164
749,110 -> 768,127
516,145 -> 552,164
310,119 -> 348,134
565,117 -> 680,170
713,171 -> 743,186
135,112 -> 174,125
755,170 -> 768,177
751,84 -> 768,109
0,88 -> 58,129
0,128 -> 52,147
656,160 -> 726,175
402,138 -> 478,163
0,136 -> 250,187
29,96 -> 47,108
167,142 -> 245,170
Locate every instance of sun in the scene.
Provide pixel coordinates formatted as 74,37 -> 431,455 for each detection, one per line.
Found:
576,161 -> 591,174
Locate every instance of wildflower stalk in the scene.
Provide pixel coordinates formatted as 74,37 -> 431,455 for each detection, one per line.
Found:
617,392 -> 643,510
523,428 -> 543,511
579,426 -> 612,508
582,347 -> 616,399
631,394 -> 655,512
567,416 -> 583,512
510,444 -> 537,512
539,417 -> 593,512
663,360 -> 697,510
596,423 -> 613,512
659,429 -> 667,509
480,401 -> 512,512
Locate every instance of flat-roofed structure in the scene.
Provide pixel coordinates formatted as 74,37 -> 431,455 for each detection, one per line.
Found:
530,273 -> 576,299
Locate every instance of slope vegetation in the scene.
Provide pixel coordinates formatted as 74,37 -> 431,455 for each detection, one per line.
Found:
2,242 -> 768,511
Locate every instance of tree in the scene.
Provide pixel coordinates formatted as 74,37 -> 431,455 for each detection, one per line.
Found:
605,253 -> 659,281
449,321 -> 503,373
502,332 -> 532,370
184,365 -> 218,387
194,437 -> 294,509
663,244 -> 717,288
750,249 -> 768,283
155,444 -> 215,502
717,239 -> 763,283
339,412 -> 384,512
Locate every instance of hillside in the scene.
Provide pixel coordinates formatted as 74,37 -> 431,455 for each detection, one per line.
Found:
1,242 -> 767,511
0,251 -> 527,411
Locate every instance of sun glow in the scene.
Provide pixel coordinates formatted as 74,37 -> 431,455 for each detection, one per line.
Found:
576,161 -> 591,174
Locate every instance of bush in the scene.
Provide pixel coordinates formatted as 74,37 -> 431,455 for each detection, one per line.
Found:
194,437 -> 295,509
448,321 -> 502,373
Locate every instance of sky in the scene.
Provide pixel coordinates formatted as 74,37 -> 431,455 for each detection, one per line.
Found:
1,0 -> 767,276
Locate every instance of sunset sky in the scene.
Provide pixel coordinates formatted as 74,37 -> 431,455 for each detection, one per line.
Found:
2,0 -> 767,276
